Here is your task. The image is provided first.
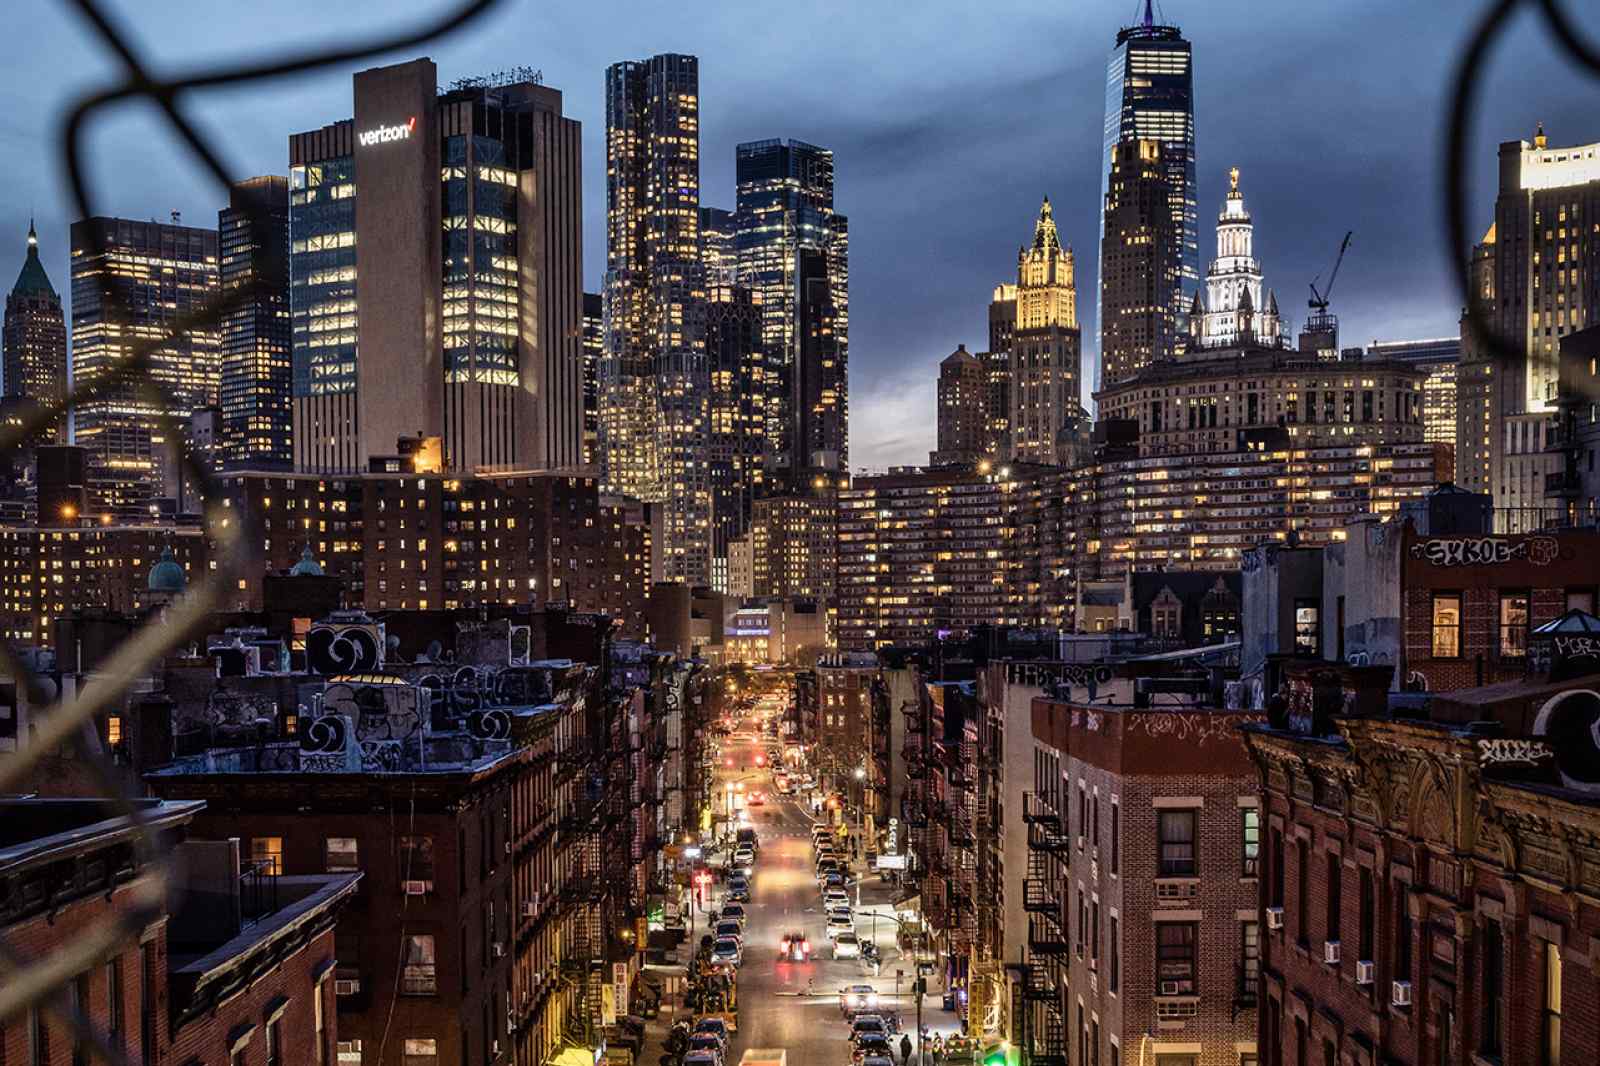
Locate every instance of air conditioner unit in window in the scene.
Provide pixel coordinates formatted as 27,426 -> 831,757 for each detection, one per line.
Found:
402,879 -> 429,896
1265,906 -> 1284,930
522,900 -> 538,917
1391,980 -> 1412,1007
1323,940 -> 1341,965
335,978 -> 361,996
1158,981 -> 1182,996
492,942 -> 506,959
1355,960 -> 1375,985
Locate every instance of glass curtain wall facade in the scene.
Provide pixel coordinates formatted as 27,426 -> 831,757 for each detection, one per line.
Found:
1098,11 -> 1195,405
219,176 -> 293,469
288,155 -> 357,471
70,217 -> 220,508
734,139 -> 848,484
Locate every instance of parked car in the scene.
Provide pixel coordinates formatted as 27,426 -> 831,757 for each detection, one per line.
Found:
720,903 -> 748,924
728,876 -> 751,902
826,912 -> 854,940
833,932 -> 862,959
861,1056 -> 894,1066
693,1018 -> 732,1051
822,889 -> 849,909
851,1037 -> 892,1064
851,1016 -> 889,1044
823,870 -> 846,889
779,930 -> 812,961
686,1036 -> 724,1065
715,919 -> 744,943
684,1052 -> 719,1066
712,936 -> 742,965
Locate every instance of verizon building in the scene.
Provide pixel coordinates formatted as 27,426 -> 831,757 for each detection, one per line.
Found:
289,59 -> 582,473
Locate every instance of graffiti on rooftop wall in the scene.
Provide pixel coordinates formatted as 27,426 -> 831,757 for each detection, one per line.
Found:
1409,535 -> 1560,568
307,620 -> 385,674
1532,689 -> 1600,794
323,678 -> 423,743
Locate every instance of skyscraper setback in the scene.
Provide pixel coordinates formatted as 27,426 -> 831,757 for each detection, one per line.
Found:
1098,1 -> 1195,399
288,59 -> 583,475
70,216 -> 220,506
735,138 -> 849,482
3,222 -> 66,440
219,176 -> 292,469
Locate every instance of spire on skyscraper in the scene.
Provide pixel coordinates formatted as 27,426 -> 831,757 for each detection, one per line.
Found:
12,219 -> 56,298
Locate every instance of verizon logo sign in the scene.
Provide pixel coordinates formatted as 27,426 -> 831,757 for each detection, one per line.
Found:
358,116 -> 416,147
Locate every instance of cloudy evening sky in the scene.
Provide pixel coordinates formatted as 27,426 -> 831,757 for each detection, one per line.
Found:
6,0 -> 1600,469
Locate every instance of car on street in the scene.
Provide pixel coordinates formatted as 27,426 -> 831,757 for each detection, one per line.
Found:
736,827 -> 759,852
822,889 -> 849,908
825,912 -> 854,939
712,936 -> 742,965
684,1052 -> 719,1066
822,870 -> 846,889
747,791 -> 766,806
850,1037 -> 892,1065
860,1056 -> 894,1066
715,919 -> 744,943
833,932 -> 862,959
733,849 -> 755,875
778,930 -> 812,961
839,985 -> 880,1016
686,1036 -> 725,1065
694,1019 -> 732,1050
728,876 -> 751,902
850,1016 -> 889,1044
720,903 -> 748,924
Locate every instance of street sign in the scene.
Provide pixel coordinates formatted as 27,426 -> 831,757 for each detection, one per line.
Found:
876,854 -> 907,870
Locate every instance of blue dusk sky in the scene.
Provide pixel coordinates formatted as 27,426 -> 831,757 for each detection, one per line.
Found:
5,0 -> 1598,467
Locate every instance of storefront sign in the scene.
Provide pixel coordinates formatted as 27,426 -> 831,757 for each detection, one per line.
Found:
358,116 -> 416,147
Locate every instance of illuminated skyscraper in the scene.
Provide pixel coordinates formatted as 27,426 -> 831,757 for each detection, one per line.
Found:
582,291 -> 602,467
932,345 -> 987,466
705,282 -> 766,591
997,199 -> 1082,467
603,52 -> 710,584
735,138 -> 848,483
3,221 -> 66,441
699,207 -> 737,285
1098,1 -> 1195,402
218,176 -> 292,469
1099,139 -> 1176,385
288,60 -> 583,474
70,216 -> 220,506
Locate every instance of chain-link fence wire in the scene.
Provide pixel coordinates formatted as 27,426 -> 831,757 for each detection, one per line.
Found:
0,0 -> 502,1059
2,0 -> 1595,1057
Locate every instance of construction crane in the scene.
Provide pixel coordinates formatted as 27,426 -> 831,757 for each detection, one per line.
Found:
1308,231 -> 1353,312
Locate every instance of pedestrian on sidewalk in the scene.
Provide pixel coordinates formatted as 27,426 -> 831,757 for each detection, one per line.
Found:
900,1034 -> 912,1064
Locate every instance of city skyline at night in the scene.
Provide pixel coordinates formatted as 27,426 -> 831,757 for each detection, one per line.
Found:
3,0 -> 1593,472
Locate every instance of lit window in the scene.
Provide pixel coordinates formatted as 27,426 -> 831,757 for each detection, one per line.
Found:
1432,593 -> 1462,658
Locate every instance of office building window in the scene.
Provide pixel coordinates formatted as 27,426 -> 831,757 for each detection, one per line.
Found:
1543,941 -> 1562,1066
1157,810 -> 1197,877
325,836 -> 360,873
1294,600 -> 1319,655
1500,592 -> 1529,658
1432,593 -> 1462,657
1241,807 -> 1259,877
402,935 -> 438,995
1155,923 -> 1197,995
1481,920 -> 1503,1057
251,835 -> 283,874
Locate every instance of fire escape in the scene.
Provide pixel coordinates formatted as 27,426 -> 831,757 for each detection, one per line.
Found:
1021,791 -> 1068,1066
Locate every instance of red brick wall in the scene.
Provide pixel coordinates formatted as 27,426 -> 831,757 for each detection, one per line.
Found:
169,930 -> 337,1066
0,879 -> 164,1065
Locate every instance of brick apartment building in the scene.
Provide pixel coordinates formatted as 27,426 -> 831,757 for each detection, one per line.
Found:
144,658 -> 614,1066
1243,659 -> 1600,1066
0,797 -> 357,1065
1402,526 -> 1600,691
1023,685 -> 1263,1066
